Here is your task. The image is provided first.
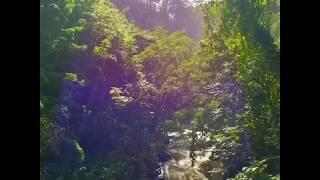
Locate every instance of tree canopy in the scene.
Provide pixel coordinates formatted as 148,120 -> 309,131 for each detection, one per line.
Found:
40,0 -> 280,179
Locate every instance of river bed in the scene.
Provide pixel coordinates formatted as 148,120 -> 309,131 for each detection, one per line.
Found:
161,130 -> 213,180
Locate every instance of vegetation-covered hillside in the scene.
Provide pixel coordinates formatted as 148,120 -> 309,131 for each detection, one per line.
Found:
40,0 -> 279,179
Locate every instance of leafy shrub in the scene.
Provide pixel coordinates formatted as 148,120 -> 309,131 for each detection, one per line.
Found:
228,159 -> 280,180
209,127 -> 253,178
163,119 -> 177,132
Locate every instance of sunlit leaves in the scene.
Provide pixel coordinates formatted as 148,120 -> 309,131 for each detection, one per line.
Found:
229,159 -> 279,180
109,87 -> 133,107
210,127 -> 241,161
64,73 -> 86,86
133,28 -> 194,65
70,43 -> 87,52
74,142 -> 85,162
65,0 -> 75,14
64,73 -> 78,81
40,100 -> 44,109
41,0 -> 165,179
200,1 -> 280,173
270,12 -> 280,47
91,0 -> 138,55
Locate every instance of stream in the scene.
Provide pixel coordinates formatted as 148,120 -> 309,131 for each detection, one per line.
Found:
159,130 -> 214,180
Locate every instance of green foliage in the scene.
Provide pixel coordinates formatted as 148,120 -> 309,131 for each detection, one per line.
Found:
203,0 -> 280,159
91,0 -> 139,58
210,127 -> 241,162
109,87 -> 133,107
174,108 -> 194,128
190,1 -> 281,178
74,142 -> 85,162
270,12 -> 280,47
40,117 -> 55,159
64,72 -> 78,81
133,27 -> 194,86
47,159 -> 132,180
229,159 -> 280,180
208,99 -> 220,109
40,0 -> 95,113
40,0 -> 143,178
40,100 -> 56,177
163,119 -> 177,131
40,0 -> 280,179
192,107 -> 206,130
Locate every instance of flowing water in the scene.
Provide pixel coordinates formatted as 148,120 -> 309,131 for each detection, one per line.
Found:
162,131 -> 214,180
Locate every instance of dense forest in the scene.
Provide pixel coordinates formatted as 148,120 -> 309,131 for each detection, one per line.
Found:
40,0 -> 280,179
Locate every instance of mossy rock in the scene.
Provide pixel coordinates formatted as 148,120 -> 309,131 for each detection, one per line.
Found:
198,160 -> 224,180
199,160 -> 221,172
209,168 -> 224,180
